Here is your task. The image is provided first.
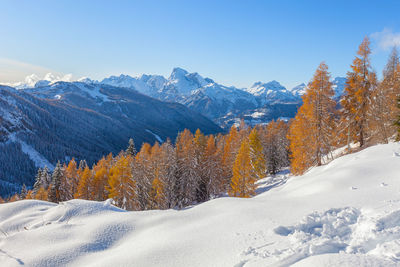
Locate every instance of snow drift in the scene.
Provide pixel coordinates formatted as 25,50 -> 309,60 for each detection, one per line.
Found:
1,142 -> 400,266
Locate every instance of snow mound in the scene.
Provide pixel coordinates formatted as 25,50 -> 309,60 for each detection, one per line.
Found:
267,207 -> 400,265
1,142 -> 400,266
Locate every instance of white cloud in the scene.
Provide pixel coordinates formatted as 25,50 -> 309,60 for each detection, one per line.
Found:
371,28 -> 400,50
0,58 -> 76,89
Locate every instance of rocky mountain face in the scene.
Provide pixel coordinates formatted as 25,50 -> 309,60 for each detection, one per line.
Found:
97,68 -> 346,128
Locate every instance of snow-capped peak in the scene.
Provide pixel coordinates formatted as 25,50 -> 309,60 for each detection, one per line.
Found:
248,80 -> 288,96
290,83 -> 307,97
162,67 -> 211,96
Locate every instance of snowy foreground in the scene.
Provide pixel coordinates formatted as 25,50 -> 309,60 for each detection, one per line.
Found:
1,143 -> 400,266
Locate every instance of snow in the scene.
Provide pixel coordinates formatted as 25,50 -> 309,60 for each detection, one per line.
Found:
1,140 -> 400,266
145,129 -> 163,143
2,143 -> 400,266
3,73 -> 74,89
8,133 -> 54,170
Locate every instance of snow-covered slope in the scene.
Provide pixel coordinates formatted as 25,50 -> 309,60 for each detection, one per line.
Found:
247,80 -> 300,104
100,74 -> 166,97
1,142 -> 400,266
291,83 -> 307,97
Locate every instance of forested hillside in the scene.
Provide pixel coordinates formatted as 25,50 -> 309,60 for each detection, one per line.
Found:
0,84 -> 221,196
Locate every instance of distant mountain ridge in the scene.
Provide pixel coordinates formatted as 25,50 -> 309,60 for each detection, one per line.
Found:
4,68 -> 347,127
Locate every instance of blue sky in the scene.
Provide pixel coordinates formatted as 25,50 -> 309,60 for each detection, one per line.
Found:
1,0 -> 400,89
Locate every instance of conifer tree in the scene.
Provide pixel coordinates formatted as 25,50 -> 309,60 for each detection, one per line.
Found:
159,139 -> 178,209
370,47 -> 400,143
25,190 -> 33,199
20,184 -> 27,199
126,138 -> 137,156
229,140 -> 257,198
248,128 -> 266,179
108,154 -> 135,210
74,166 -> 93,200
288,62 -> 337,174
48,161 -> 63,203
341,37 -> 377,148
260,120 -> 290,175
41,166 -> 52,190
33,168 -> 43,195
175,129 -> 197,208
64,158 -> 78,200
221,126 -> 240,189
193,129 -> 208,202
133,143 -> 153,210
92,157 -> 110,201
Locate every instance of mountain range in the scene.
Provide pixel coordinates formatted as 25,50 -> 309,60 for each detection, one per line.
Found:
0,68 -> 346,196
7,68 -> 347,128
94,67 -> 346,127
0,82 -> 221,196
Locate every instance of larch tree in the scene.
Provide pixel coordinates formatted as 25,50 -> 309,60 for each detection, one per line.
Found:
175,129 -> 197,207
133,143 -> 153,210
260,120 -> 290,175
92,157 -> 110,201
229,140 -> 257,198
341,37 -> 377,148
221,126 -> 240,189
248,128 -> 266,179
370,47 -> 400,143
108,154 -> 135,210
74,166 -> 93,200
64,159 -> 78,200
288,62 -> 337,174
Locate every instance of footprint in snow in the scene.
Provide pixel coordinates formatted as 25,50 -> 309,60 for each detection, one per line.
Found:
393,152 -> 400,157
380,182 -> 388,187
350,186 -> 357,190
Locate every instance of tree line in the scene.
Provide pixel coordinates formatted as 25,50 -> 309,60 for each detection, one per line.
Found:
2,36 -> 400,208
3,120 -> 289,209
289,37 -> 400,174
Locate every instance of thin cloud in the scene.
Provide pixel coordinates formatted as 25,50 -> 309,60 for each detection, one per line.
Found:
371,28 -> 400,50
0,58 -> 54,82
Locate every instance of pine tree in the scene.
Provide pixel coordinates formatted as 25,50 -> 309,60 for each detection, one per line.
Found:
126,138 -> 137,156
20,184 -> 27,199
341,37 -> 377,148
19,184 -> 28,199
229,140 -> 257,198
41,166 -> 52,190
48,161 -> 63,203
288,62 -> 337,174
248,128 -> 266,179
33,168 -> 42,195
